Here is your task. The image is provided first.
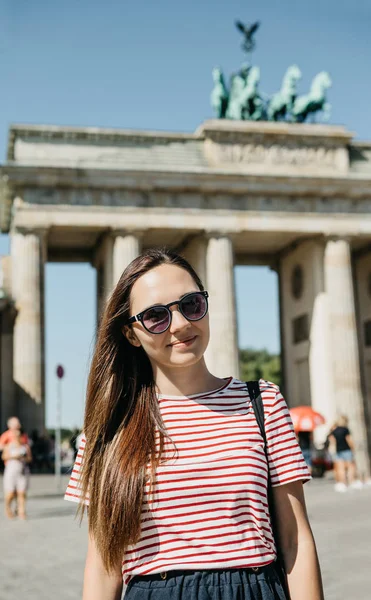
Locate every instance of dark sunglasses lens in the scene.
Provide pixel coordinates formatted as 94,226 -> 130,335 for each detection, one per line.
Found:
181,293 -> 207,321
142,306 -> 170,333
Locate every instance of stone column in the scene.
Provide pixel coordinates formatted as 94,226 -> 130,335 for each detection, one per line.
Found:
308,243 -> 336,445
181,235 -> 207,285
0,302 -> 17,433
11,228 -> 47,434
353,252 -> 371,462
112,231 -> 142,287
102,235 -> 114,299
94,235 -> 114,323
0,257 -> 16,431
325,238 -> 370,477
96,263 -> 105,324
204,234 -> 239,378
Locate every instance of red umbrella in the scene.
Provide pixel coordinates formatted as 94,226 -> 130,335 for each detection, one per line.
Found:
289,406 -> 326,432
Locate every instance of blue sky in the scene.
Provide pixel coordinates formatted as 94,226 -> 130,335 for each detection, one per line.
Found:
0,0 -> 370,428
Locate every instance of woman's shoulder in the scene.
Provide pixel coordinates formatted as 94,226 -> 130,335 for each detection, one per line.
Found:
233,377 -> 280,391
233,378 -> 281,404
258,379 -> 280,394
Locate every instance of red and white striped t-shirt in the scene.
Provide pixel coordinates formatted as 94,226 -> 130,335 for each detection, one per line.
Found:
65,378 -> 310,583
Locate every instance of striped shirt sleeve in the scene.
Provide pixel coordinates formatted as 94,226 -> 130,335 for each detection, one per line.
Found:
64,436 -> 90,505
264,387 -> 311,487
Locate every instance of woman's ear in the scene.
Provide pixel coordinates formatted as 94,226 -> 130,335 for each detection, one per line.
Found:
122,326 -> 141,348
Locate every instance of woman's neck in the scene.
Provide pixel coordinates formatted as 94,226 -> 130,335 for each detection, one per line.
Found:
153,359 -> 227,397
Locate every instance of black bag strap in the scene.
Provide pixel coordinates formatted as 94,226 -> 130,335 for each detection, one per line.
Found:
246,380 -> 289,594
246,380 -> 267,449
246,380 -> 274,494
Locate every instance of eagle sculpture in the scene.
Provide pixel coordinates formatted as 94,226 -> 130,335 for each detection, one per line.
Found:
235,20 -> 260,54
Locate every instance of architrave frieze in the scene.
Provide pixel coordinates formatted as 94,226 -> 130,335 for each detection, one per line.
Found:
14,188 -> 371,216
10,203 -> 371,239
4,164 -> 371,198
2,165 -> 371,235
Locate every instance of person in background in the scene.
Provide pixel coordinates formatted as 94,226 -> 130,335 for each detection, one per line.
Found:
0,416 -> 29,451
2,428 -> 32,519
329,415 -> 363,492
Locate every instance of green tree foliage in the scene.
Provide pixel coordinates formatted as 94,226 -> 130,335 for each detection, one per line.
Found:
239,348 -> 282,388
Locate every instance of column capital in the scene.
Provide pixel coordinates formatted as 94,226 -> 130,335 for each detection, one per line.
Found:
204,229 -> 233,241
12,225 -> 49,240
110,227 -> 145,240
324,234 -> 352,245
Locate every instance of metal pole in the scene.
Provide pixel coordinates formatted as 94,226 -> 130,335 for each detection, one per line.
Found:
55,376 -> 62,489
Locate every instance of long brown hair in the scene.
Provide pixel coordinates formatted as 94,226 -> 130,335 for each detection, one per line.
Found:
78,248 -> 204,571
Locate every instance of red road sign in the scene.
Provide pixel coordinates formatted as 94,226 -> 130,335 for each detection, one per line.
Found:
56,365 -> 65,379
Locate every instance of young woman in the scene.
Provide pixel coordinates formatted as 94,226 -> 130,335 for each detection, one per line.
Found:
329,415 -> 363,492
2,428 -> 32,519
65,248 -> 324,600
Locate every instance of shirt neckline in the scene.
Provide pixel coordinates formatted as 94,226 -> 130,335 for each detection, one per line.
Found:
157,376 -> 234,400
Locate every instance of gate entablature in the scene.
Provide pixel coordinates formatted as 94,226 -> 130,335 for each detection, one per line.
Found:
2,120 -> 371,240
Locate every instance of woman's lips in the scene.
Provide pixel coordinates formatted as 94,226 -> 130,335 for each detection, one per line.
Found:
170,336 -> 197,347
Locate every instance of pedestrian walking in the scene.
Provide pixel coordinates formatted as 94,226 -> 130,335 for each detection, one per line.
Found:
65,248 -> 324,600
329,415 -> 363,492
2,428 -> 32,519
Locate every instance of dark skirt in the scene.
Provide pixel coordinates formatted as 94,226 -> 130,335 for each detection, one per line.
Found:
124,563 -> 287,600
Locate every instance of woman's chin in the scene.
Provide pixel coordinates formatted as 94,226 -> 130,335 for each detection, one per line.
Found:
165,352 -> 203,368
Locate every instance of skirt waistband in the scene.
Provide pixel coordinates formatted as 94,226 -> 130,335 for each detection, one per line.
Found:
131,563 -> 272,583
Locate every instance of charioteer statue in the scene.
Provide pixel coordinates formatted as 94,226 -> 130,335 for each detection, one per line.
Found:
210,19 -> 332,124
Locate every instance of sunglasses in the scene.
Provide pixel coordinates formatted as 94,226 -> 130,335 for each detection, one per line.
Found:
127,291 -> 209,334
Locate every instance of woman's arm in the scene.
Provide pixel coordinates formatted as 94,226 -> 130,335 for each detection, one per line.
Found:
83,532 -> 123,600
345,434 -> 354,451
25,445 -> 32,464
273,480 -> 324,600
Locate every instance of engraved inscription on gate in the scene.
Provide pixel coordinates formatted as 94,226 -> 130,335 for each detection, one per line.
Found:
204,139 -> 346,173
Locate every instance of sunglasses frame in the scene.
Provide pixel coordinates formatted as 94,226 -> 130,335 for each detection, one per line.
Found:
127,290 -> 209,334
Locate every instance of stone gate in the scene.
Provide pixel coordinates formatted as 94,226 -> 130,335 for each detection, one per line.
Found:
1,119 -> 371,474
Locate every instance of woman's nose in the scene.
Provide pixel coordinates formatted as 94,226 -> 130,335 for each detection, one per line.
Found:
169,307 -> 191,332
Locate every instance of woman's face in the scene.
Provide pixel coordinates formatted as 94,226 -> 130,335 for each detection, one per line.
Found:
124,264 -> 210,369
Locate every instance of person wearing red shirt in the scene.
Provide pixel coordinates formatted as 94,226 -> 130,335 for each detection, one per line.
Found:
0,417 -> 29,451
0,417 -> 29,452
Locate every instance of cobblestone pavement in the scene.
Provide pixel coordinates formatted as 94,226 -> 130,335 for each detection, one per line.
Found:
1,474 -> 371,600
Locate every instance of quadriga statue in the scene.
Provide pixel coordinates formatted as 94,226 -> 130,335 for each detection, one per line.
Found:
210,67 -> 229,119
267,65 -> 302,121
225,66 -> 265,121
241,66 -> 266,121
225,72 -> 246,120
290,71 -> 332,122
